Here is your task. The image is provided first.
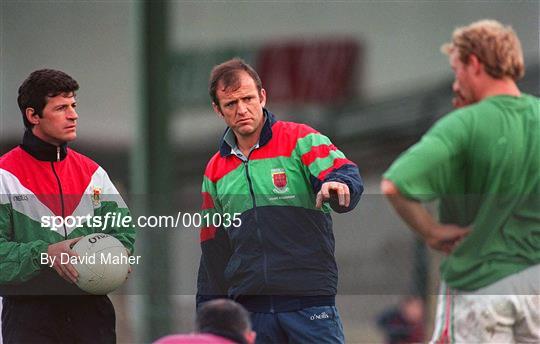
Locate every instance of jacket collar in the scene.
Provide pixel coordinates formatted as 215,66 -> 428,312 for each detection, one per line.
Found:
219,108 -> 277,157
20,129 -> 68,162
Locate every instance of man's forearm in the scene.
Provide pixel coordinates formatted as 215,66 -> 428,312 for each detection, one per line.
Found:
381,179 -> 470,254
384,187 -> 437,240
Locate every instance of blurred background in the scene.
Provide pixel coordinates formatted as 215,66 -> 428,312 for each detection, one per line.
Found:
1,1 -> 538,343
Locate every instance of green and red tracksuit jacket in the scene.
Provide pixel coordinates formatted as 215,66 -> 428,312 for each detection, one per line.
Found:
197,110 -> 363,312
0,130 -> 135,295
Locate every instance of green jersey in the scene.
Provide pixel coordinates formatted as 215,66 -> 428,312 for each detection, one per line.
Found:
384,94 -> 540,291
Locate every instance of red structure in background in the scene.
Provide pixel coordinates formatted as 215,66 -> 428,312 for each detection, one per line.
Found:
256,39 -> 361,105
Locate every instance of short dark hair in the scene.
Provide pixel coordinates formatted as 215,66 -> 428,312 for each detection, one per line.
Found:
196,299 -> 251,344
208,58 -> 262,107
17,69 -> 79,128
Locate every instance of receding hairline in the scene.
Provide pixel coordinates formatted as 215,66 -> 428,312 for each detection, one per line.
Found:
209,58 -> 263,106
216,70 -> 258,93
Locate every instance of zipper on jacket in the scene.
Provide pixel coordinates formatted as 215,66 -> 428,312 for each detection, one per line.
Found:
244,160 -> 257,209
51,150 -> 67,240
243,155 -> 270,294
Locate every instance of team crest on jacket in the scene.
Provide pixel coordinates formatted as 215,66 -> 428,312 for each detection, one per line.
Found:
271,168 -> 289,194
92,186 -> 102,207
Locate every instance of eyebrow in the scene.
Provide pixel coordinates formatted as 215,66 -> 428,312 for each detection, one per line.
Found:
55,101 -> 76,108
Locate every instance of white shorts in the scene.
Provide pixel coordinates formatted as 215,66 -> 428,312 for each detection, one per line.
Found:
430,264 -> 540,344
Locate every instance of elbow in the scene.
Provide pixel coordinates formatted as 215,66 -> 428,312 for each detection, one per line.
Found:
380,179 -> 399,198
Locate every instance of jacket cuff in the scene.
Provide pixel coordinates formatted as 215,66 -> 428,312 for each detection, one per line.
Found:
33,241 -> 50,269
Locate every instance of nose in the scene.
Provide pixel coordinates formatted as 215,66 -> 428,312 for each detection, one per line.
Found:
237,100 -> 248,115
452,80 -> 459,93
67,106 -> 78,120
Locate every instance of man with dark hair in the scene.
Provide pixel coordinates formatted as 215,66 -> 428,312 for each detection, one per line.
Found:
155,299 -> 256,344
196,299 -> 255,344
382,20 -> 539,343
17,69 -> 81,130
197,58 -> 363,343
0,69 -> 136,343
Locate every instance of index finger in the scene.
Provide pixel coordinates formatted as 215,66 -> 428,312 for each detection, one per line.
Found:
68,237 -> 84,256
315,191 -> 323,208
321,183 -> 331,199
59,261 -> 79,283
343,183 -> 350,207
68,236 -> 83,249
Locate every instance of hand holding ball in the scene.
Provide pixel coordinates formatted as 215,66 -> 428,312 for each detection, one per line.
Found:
71,233 -> 129,294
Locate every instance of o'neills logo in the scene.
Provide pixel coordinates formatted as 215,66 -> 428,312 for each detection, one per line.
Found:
13,195 -> 29,202
310,311 -> 330,320
271,168 -> 289,194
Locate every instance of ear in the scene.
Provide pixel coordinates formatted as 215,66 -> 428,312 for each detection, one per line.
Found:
212,102 -> 224,118
245,330 -> 256,344
25,108 -> 40,126
259,88 -> 267,108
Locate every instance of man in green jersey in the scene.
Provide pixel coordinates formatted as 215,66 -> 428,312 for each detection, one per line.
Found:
382,20 -> 539,343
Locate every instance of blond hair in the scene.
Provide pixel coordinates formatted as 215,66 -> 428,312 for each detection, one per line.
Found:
441,20 -> 524,81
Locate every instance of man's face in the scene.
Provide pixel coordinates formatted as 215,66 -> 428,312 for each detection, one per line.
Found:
213,71 -> 266,140
450,51 -> 478,108
30,92 -> 78,146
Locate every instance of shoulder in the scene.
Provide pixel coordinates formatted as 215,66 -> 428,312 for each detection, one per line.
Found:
433,96 -> 521,132
274,120 -> 319,138
66,148 -> 100,171
64,149 -> 107,185
204,151 -> 224,176
428,105 -> 480,136
525,93 -> 540,103
453,96 -> 516,120
0,146 -> 25,168
0,148 -> 26,189
204,152 -> 241,184
270,121 -> 323,152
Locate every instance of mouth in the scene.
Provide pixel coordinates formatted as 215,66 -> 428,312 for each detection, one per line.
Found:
237,119 -> 252,125
65,125 -> 77,131
452,92 -> 470,108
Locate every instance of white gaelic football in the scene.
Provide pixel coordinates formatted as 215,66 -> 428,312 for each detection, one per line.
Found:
72,233 -> 129,294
